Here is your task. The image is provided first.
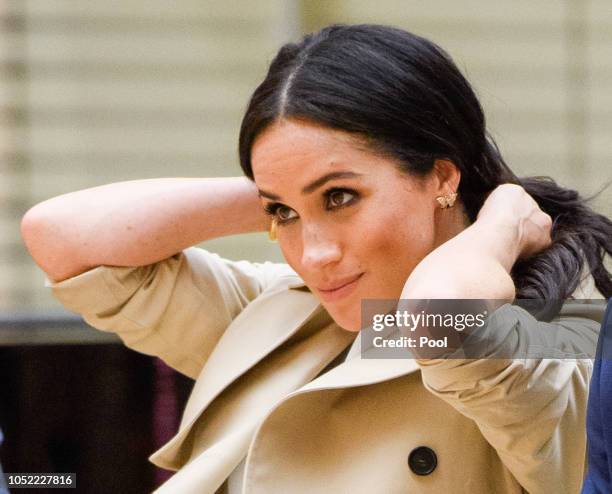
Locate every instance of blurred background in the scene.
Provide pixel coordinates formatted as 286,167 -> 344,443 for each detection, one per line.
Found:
0,0 -> 610,492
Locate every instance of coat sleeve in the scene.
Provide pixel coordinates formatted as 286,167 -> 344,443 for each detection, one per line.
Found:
416,302 -> 602,493
44,247 -> 296,379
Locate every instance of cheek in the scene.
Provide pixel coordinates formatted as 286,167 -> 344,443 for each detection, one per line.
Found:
278,235 -> 303,275
366,206 -> 436,260
356,210 -> 434,303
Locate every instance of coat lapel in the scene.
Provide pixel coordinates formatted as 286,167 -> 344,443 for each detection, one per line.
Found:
183,283 -> 323,426
284,281 -> 421,394
176,277 -> 422,434
288,327 -> 421,395
150,280 -> 329,468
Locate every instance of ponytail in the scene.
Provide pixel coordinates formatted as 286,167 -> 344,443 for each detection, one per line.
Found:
473,136 -> 611,301
511,177 -> 612,300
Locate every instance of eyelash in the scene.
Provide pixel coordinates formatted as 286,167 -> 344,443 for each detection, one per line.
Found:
263,187 -> 359,226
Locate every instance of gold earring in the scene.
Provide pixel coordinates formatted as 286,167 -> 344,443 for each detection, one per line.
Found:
268,218 -> 278,242
435,191 -> 457,209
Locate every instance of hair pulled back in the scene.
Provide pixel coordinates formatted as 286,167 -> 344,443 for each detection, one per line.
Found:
239,24 -> 612,300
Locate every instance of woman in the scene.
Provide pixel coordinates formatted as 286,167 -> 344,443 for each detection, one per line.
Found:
21,24 -> 611,493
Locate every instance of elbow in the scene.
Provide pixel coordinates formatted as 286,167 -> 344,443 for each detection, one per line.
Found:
21,205 -> 56,268
21,204 -> 48,257
20,204 -> 81,282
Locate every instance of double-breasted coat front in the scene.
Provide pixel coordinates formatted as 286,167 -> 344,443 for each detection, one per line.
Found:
46,246 -> 605,493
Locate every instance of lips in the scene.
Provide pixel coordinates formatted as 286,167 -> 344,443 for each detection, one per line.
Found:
316,273 -> 363,303
317,273 -> 363,292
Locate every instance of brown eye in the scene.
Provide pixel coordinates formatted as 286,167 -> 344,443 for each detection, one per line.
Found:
277,206 -> 296,221
328,190 -> 352,208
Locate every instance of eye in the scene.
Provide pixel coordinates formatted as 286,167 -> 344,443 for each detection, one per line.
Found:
263,203 -> 298,223
262,187 -> 359,226
276,205 -> 297,221
326,189 -> 355,209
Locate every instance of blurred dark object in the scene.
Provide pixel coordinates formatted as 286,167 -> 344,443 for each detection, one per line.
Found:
0,312 -> 120,346
0,314 -> 193,493
0,428 -> 8,493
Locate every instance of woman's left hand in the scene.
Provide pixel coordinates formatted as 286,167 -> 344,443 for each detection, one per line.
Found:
476,183 -> 553,262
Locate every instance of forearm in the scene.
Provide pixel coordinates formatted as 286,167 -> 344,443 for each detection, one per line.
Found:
401,219 -> 520,301
21,176 -> 270,281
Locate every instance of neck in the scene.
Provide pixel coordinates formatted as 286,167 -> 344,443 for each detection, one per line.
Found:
433,201 -> 472,249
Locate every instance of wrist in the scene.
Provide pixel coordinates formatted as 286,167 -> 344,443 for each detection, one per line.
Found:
471,215 -> 521,272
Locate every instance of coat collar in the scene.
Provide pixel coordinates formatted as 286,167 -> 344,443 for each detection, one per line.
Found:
150,277 -> 419,470
287,277 -> 421,390
180,277 -> 421,426
180,281 -> 321,427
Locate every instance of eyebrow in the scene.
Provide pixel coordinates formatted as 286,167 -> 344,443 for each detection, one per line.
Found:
257,171 -> 363,200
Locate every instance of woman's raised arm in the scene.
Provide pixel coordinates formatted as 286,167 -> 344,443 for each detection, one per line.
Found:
401,183 -> 553,302
20,177 -> 271,282
401,185 -> 597,492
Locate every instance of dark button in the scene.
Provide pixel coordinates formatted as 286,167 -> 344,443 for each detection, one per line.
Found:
408,446 -> 437,475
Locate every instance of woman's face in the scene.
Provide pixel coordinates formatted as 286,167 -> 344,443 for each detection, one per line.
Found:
251,119 -> 455,332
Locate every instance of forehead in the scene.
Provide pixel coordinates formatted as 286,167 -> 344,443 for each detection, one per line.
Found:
251,119 -> 381,179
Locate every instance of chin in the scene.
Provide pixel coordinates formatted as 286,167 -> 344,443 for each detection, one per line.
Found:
326,309 -> 361,332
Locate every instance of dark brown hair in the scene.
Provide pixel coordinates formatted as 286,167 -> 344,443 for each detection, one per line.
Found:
239,24 -> 611,300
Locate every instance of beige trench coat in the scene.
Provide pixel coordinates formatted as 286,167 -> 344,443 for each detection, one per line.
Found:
45,246 -> 605,494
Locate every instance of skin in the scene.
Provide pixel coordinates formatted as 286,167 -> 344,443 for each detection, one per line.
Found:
251,118 -> 470,332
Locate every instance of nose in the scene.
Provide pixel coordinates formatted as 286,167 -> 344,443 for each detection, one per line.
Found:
300,224 -> 342,271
